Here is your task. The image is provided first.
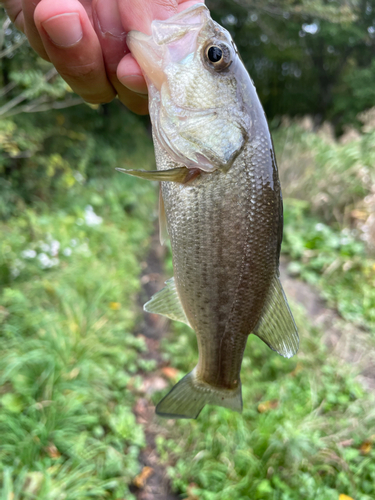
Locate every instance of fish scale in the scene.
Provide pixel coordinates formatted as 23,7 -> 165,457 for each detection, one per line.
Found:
123,4 -> 299,418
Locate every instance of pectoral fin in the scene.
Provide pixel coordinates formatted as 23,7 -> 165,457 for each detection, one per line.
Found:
116,166 -> 191,183
254,275 -> 299,358
144,277 -> 190,326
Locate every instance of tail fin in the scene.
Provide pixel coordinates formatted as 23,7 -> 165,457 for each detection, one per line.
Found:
156,368 -> 242,419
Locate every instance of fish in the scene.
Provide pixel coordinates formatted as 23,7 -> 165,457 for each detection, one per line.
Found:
118,3 -> 299,419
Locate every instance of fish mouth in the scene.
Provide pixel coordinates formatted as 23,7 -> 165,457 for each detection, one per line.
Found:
127,4 -> 210,91
127,31 -> 166,90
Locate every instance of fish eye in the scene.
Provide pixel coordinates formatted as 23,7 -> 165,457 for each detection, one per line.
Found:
208,46 -> 223,63
204,42 -> 232,71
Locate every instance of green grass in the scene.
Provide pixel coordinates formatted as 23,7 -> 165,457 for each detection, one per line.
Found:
270,122 -> 375,333
282,198 -> 375,332
272,121 -> 375,227
0,173 -> 157,499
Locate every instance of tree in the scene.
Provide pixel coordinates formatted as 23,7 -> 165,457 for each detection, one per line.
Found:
208,0 -> 375,130
0,8 -> 149,218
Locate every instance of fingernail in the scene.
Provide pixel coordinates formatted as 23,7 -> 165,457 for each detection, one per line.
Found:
119,75 -> 148,94
95,0 -> 125,37
42,13 -> 83,47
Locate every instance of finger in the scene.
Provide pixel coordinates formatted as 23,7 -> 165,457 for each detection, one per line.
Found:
116,53 -> 148,114
92,0 -> 146,112
116,1 -> 203,99
177,0 -> 204,12
115,85 -> 149,115
22,0 -> 49,60
34,0 -> 116,104
3,0 -> 25,32
115,0 -> 175,100
117,53 -> 147,94
119,0 -> 177,35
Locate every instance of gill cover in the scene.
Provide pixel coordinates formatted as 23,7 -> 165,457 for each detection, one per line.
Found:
127,4 -> 249,172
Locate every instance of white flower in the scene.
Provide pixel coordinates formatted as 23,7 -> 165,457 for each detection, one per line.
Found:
63,248 -> 72,257
74,171 -> 85,183
315,223 -> 325,232
38,253 -> 52,268
50,240 -> 60,256
302,23 -> 319,34
84,205 -> 102,227
40,243 -> 50,252
38,253 -> 55,269
22,249 -> 36,259
11,258 -> 24,277
37,253 -> 60,269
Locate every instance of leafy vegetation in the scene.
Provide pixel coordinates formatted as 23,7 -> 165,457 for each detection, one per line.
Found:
273,119 -> 375,226
272,121 -> 375,332
282,199 -> 375,331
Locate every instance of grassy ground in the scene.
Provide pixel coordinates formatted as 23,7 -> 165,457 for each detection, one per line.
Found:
0,169 -> 157,498
1,118 -> 375,499
282,198 -> 375,331
274,121 -> 375,334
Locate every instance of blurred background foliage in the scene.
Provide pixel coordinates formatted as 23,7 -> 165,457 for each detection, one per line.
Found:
1,0 -> 375,499
210,0 -> 375,131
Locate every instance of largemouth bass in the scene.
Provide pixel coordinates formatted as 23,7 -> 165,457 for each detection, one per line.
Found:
119,4 -> 299,419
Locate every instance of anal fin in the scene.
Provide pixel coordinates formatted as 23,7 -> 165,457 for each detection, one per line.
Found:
144,277 -> 190,326
254,275 -> 299,358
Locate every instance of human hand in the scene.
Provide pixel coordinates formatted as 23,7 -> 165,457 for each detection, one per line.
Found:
2,0 -> 202,114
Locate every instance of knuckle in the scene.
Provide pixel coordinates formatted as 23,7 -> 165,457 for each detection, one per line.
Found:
153,0 -> 176,13
13,9 -> 24,31
58,61 -> 99,81
3,3 -> 24,32
56,61 -> 116,104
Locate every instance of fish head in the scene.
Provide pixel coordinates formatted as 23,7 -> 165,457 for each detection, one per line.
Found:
127,4 -> 251,172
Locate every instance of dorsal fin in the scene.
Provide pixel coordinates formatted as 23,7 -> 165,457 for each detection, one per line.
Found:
144,277 -> 190,326
254,275 -> 299,359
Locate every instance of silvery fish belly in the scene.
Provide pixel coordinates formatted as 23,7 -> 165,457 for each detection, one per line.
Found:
123,4 -> 299,419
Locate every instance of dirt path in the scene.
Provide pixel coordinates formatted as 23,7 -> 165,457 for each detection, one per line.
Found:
280,256 -> 375,390
132,231 -> 181,500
